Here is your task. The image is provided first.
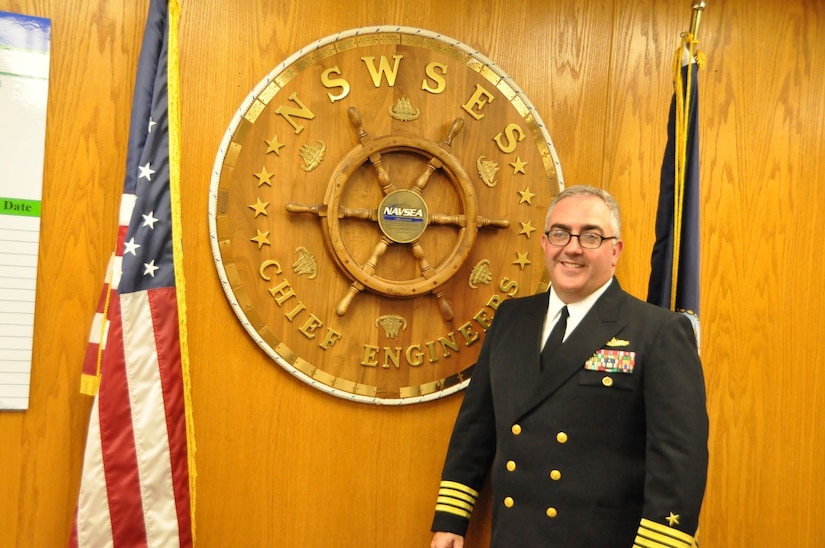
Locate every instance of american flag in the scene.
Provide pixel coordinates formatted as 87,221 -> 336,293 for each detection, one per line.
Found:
71,1 -> 195,546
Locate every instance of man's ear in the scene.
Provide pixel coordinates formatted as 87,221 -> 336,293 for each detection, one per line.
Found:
611,239 -> 624,266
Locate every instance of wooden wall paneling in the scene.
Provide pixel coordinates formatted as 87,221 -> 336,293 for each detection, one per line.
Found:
698,1 -> 825,545
2,0 -> 825,546
603,1 -> 681,298
0,1 -> 149,546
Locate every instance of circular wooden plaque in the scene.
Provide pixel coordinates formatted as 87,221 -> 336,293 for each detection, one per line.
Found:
209,27 -> 564,404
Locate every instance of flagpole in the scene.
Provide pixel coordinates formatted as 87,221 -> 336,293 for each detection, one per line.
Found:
689,1 -> 706,40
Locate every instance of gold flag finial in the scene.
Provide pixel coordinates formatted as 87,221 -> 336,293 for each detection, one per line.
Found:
689,1 -> 706,40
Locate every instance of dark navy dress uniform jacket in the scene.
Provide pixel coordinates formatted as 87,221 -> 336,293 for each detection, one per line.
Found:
432,279 -> 708,548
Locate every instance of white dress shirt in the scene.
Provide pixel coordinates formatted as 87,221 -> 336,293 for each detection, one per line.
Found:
541,278 -> 614,349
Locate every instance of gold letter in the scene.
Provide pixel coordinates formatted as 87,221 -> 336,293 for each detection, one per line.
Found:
319,329 -> 342,350
383,347 -> 402,369
275,91 -> 315,135
284,301 -> 306,322
487,293 -> 504,311
425,340 -> 439,363
259,260 -> 282,280
493,123 -> 526,153
268,279 -> 296,306
406,345 -> 424,367
461,84 -> 495,120
438,332 -> 460,357
361,55 -> 403,87
474,307 -> 494,331
321,65 -> 350,103
298,313 -> 323,339
498,277 -> 519,297
361,345 -> 379,367
457,321 -> 480,346
422,62 -> 447,94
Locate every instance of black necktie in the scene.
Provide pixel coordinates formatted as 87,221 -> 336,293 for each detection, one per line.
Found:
541,306 -> 568,371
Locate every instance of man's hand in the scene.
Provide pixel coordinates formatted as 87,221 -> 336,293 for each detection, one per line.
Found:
431,531 -> 464,548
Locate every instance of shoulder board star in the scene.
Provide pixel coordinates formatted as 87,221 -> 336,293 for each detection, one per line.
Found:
509,156 -> 527,175
513,251 -> 531,269
138,162 -> 156,181
265,135 -> 285,155
519,220 -> 537,238
249,197 -> 269,218
254,166 -> 274,186
518,186 -> 535,204
251,229 -> 271,249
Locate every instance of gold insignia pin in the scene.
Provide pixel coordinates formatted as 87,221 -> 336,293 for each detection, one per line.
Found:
666,512 -> 680,526
606,337 -> 630,347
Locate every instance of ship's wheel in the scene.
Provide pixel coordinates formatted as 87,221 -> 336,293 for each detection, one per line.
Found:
287,106 -> 509,320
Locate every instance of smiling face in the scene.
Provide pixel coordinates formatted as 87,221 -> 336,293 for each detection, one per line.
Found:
541,194 -> 624,304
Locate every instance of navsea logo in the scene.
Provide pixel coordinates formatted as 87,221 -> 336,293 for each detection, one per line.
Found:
382,204 -> 425,223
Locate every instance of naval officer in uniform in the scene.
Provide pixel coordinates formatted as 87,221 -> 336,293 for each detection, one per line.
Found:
430,185 -> 708,547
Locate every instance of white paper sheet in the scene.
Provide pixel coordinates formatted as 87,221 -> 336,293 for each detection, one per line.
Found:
0,11 -> 51,410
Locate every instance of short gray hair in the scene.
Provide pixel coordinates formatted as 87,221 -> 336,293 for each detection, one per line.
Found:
544,185 -> 622,238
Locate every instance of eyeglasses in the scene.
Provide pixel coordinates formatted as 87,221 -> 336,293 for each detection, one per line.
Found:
544,229 -> 617,249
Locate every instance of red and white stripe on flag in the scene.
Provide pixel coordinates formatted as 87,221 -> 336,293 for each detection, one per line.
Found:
80,196 -> 134,396
72,288 -> 192,547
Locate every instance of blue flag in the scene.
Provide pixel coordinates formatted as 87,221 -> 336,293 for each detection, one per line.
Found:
647,37 -> 701,345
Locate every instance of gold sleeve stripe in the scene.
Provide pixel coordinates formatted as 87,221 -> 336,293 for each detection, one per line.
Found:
634,536 -> 687,548
435,503 -> 472,519
439,480 -> 479,498
639,518 -> 695,543
437,495 -> 474,511
633,518 -> 695,548
438,487 -> 476,504
435,480 -> 478,518
634,528 -> 689,547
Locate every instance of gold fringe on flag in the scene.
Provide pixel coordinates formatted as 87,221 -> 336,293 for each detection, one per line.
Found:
668,1 -> 705,311
80,255 -> 115,396
167,0 -> 197,541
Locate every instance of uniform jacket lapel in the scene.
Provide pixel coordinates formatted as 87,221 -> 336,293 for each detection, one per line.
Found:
514,279 -> 628,420
503,291 -> 550,403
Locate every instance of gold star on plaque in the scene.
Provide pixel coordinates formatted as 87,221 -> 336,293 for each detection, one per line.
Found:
265,135 -> 285,155
666,512 -> 680,527
518,186 -> 536,204
249,197 -> 269,218
509,156 -> 527,174
251,229 -> 271,249
513,251 -> 531,269
518,220 -> 537,238
254,166 -> 274,187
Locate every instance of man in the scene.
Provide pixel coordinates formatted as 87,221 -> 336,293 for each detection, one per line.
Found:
430,185 -> 708,547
